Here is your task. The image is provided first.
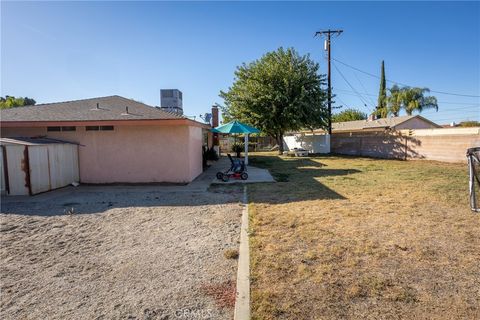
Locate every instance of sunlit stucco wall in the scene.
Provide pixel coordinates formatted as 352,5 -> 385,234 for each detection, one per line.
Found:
1,125 -> 203,183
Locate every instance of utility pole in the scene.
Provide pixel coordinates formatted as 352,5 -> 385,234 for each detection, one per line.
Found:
315,29 -> 343,134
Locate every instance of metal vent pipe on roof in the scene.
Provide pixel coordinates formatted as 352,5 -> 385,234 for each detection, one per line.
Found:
121,106 -> 130,116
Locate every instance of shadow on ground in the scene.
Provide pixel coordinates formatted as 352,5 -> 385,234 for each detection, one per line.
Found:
0,155 -> 360,216
0,184 -> 247,217
0,158 -> 246,217
248,155 -> 360,203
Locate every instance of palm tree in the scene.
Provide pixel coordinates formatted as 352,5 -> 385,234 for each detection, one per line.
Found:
401,87 -> 438,115
388,85 -> 403,117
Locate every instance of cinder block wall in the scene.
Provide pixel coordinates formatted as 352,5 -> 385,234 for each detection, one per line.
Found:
331,128 -> 480,163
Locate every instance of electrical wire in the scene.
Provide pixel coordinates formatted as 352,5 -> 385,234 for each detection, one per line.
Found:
334,88 -> 480,106
332,58 -> 480,98
352,70 -> 377,107
332,61 -> 372,112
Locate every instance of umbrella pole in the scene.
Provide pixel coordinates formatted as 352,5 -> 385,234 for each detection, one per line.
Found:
244,134 -> 249,165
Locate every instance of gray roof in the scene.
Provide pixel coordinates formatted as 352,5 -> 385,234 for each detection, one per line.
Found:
0,137 -> 78,146
0,95 -> 185,122
332,115 -> 438,132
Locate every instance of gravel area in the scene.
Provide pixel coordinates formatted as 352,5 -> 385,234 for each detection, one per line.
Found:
0,187 -> 243,320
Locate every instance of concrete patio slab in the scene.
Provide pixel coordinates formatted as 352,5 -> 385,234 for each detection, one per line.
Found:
211,164 -> 275,185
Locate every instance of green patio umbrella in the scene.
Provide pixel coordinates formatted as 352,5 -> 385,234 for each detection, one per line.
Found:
211,120 -> 260,165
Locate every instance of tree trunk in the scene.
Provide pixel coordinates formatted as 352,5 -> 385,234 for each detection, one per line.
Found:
276,134 -> 284,155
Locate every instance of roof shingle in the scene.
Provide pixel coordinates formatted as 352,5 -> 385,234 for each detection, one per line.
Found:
331,115 -> 438,132
0,95 -> 185,122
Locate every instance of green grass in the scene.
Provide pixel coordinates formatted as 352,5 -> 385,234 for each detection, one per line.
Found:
247,152 -> 479,320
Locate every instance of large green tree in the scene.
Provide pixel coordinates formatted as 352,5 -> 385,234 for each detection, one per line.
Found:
332,108 -> 367,122
376,60 -> 388,118
0,96 -> 36,109
220,47 -> 328,154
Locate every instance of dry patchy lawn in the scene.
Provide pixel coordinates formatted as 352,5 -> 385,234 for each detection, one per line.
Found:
248,153 -> 480,320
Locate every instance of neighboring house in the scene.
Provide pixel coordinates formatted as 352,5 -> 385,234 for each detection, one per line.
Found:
283,115 -> 440,154
331,115 -> 441,133
328,115 -> 479,162
1,95 -> 210,192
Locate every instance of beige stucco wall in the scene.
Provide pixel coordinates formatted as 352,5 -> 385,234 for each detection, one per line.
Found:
1,125 -> 203,183
187,126 -> 204,181
331,129 -> 480,163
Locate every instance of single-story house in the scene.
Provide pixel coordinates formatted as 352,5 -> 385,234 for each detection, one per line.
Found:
283,115 -> 440,153
331,114 -> 441,134
1,95 -> 211,192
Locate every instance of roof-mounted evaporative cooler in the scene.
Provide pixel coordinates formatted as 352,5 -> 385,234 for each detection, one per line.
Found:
160,89 -> 183,115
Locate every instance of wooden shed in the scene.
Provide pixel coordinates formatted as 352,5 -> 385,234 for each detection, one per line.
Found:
1,137 -> 79,196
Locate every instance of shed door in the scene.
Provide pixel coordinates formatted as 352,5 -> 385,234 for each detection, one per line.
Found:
5,145 -> 29,195
0,147 -> 5,195
48,144 -> 79,189
28,145 -> 50,195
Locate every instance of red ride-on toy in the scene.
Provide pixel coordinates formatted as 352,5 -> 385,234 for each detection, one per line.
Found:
216,154 -> 248,182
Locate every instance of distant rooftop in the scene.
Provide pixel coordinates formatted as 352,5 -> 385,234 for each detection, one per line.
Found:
331,115 -> 440,132
0,95 -> 185,122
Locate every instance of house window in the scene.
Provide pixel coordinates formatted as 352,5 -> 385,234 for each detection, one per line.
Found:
47,126 -> 75,132
86,126 -> 114,131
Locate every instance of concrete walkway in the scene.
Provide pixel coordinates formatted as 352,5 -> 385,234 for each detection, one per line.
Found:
1,156 -> 274,207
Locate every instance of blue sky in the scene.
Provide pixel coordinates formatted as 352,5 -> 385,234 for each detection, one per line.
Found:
1,1 -> 479,124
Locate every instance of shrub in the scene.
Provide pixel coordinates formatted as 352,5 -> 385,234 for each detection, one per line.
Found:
224,249 -> 239,259
231,143 -> 244,158
204,147 -> 219,161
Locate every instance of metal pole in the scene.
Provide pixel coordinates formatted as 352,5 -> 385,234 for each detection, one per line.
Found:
327,31 -> 332,135
315,29 -> 343,135
244,134 -> 249,165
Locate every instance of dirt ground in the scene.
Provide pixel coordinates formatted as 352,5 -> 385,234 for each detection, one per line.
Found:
248,153 -> 480,320
0,186 -> 243,320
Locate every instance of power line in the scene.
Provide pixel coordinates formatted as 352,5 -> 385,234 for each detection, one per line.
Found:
333,63 -> 367,105
433,117 -> 480,122
332,61 -> 372,113
422,108 -> 479,113
332,58 -> 480,98
352,69 -> 377,107
334,95 -> 349,108
435,101 -> 480,105
334,88 -> 480,106
332,45 -> 377,107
